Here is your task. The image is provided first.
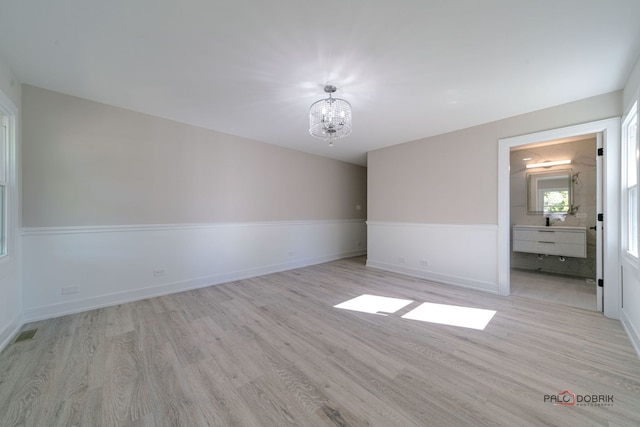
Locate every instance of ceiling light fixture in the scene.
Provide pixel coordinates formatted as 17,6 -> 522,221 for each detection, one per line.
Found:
309,85 -> 352,146
525,159 -> 572,169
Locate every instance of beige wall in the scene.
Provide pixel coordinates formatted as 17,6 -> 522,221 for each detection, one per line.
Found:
368,91 -> 621,224
624,53 -> 640,111
0,54 -> 20,108
22,85 -> 367,227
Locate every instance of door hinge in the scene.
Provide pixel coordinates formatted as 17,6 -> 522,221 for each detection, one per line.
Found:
597,147 -> 604,156
598,279 -> 604,288
597,213 -> 604,222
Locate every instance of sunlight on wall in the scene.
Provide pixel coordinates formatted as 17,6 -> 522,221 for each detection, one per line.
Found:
334,294 -> 496,330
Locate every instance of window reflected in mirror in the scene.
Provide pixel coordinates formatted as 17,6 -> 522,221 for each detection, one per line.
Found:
527,169 -> 572,214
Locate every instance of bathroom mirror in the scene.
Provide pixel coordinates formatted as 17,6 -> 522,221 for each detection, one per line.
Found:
526,169 -> 572,214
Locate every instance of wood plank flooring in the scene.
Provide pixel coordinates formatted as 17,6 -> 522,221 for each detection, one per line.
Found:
510,268 -> 597,311
1,256 -> 639,426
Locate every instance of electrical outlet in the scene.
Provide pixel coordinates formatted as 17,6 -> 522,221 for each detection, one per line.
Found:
61,286 -> 79,295
420,259 -> 429,266
153,269 -> 166,277
398,257 -> 407,263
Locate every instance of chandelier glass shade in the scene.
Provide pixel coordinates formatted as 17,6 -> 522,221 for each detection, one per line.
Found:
309,85 -> 352,146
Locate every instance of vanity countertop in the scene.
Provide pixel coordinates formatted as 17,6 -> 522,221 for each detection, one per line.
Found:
513,225 -> 587,231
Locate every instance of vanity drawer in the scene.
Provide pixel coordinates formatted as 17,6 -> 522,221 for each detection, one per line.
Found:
513,229 -> 585,245
512,240 -> 586,258
512,226 -> 587,258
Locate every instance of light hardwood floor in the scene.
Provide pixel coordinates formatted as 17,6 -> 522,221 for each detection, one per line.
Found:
510,269 -> 597,311
1,257 -> 639,426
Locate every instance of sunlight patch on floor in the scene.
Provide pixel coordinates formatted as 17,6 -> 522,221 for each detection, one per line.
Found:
334,294 -> 496,330
402,302 -> 496,330
333,294 -> 413,315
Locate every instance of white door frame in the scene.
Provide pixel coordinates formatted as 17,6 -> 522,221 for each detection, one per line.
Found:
595,132 -> 604,312
498,117 -> 621,319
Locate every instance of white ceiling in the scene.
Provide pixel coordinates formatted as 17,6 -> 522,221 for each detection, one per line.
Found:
1,1 -> 639,166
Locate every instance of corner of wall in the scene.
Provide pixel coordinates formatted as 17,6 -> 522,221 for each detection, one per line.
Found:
623,53 -> 640,111
0,54 -> 21,109
621,309 -> 640,359
0,313 -> 21,353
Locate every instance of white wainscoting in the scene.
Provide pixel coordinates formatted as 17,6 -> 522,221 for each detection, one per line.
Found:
621,309 -> 640,358
366,221 -> 498,293
21,220 -> 366,322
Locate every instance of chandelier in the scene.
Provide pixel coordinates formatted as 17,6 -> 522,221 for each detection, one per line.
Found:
309,85 -> 352,146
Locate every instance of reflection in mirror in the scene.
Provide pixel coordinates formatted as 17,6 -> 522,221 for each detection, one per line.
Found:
527,169 -> 572,214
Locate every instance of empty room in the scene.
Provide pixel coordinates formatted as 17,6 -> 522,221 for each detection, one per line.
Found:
1,1 -> 640,425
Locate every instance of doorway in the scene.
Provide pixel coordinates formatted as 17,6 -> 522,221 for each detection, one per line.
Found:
497,118 -> 621,319
508,136 -> 597,310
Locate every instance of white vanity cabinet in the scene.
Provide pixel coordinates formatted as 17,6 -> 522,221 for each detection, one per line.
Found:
512,225 -> 587,258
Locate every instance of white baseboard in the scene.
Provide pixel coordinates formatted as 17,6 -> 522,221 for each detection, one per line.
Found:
621,309 -> 640,359
366,260 -> 498,294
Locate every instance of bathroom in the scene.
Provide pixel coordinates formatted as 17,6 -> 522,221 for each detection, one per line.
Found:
509,136 -> 598,310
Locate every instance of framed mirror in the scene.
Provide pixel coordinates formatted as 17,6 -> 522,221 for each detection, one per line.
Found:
526,169 -> 572,214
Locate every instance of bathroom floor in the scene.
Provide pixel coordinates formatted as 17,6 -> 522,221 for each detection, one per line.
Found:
510,268 -> 597,311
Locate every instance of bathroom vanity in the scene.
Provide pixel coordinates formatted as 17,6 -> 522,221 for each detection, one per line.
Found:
512,225 -> 587,258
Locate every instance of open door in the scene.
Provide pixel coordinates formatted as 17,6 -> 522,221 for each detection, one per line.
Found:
595,132 -> 604,312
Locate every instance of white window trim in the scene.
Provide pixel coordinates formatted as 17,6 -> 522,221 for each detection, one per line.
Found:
0,90 -> 18,264
622,100 -> 639,262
